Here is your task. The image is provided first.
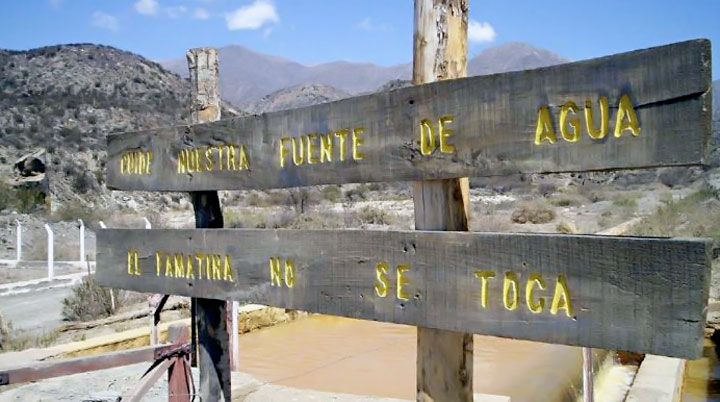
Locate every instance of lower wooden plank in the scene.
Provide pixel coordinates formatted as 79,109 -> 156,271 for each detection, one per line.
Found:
96,229 -> 711,359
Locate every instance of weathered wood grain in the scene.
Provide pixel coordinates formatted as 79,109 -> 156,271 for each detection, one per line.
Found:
96,229 -> 711,359
106,39 -> 711,192
412,1 -> 473,401
186,47 -> 231,402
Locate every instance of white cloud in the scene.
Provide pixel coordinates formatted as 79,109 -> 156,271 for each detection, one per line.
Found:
134,0 -> 159,16
92,11 -> 119,31
225,0 -> 278,30
193,7 -> 210,20
468,20 -> 495,43
49,0 -> 63,8
356,17 -> 391,32
165,5 -> 188,18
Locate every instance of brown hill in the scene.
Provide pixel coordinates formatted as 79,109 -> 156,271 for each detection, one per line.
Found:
0,44 -> 237,212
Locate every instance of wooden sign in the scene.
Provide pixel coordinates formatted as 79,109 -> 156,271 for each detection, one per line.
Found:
96,229 -> 711,358
106,39 -> 711,192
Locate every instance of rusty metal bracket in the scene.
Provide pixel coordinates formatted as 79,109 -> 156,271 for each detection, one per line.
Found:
154,343 -> 191,361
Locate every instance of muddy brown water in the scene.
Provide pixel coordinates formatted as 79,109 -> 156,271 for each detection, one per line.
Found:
237,315 -> 584,401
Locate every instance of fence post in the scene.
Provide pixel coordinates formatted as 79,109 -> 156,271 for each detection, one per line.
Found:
78,219 -> 85,263
583,348 -> 594,402
187,47 -> 231,401
167,323 -> 191,402
15,220 -> 21,263
231,301 -> 239,370
44,224 -> 54,280
412,1 -> 473,401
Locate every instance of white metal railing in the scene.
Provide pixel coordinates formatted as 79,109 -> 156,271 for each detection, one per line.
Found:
4,217 -> 153,280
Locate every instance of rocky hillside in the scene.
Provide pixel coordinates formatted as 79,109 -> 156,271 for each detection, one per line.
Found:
0,44 -> 236,213
245,83 -> 350,114
162,42 -> 567,108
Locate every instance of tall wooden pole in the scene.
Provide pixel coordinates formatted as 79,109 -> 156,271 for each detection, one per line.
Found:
187,48 -> 231,402
413,1 -> 473,401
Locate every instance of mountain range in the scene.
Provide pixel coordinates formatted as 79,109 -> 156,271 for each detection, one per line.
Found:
161,42 -> 570,108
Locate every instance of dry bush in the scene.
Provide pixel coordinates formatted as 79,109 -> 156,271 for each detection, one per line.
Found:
320,185 -> 342,203
52,202 -> 107,226
575,182 -> 606,203
0,327 -> 60,351
511,202 -> 556,224
611,192 -> 639,208
628,187 -> 720,240
549,196 -> 582,207
289,211 -> 344,229
61,276 -> 135,322
356,206 -> 393,225
555,221 -> 578,234
225,210 -> 267,228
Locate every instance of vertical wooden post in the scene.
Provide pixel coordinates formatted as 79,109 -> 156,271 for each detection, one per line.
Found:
187,47 -> 232,402
412,1 -> 473,401
583,348 -> 594,402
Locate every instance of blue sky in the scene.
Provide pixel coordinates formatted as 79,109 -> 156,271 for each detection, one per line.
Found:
0,0 -> 718,79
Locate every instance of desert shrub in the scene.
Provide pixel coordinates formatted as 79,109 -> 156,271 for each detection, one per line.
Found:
72,170 -> 94,193
612,193 -> 638,208
244,191 -> 265,206
320,185 -> 342,203
555,221 -> 577,234
628,187 -> 720,241
288,189 -> 309,213
576,182 -> 606,203
0,181 -> 13,210
1,327 -> 60,351
511,202 -> 555,224
368,182 -> 384,192
357,206 -> 392,225
53,202 -> 102,225
265,210 -> 295,228
537,183 -> 556,196
344,187 -> 367,201
61,277 -> 116,321
226,210 -> 267,228
14,186 -> 45,213
549,196 -> 582,207
269,190 -> 294,206
289,211 -> 343,229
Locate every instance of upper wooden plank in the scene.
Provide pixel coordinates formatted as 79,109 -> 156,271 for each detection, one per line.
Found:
107,40 -> 712,191
96,229 -> 711,358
